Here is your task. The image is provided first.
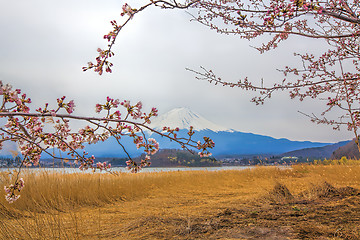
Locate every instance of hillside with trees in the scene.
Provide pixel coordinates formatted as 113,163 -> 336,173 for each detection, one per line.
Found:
137,149 -> 221,167
279,141 -> 350,159
331,139 -> 360,159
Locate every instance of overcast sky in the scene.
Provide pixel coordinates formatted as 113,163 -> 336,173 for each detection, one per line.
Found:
0,0 -> 354,143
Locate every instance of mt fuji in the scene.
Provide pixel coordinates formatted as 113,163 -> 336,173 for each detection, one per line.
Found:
147,107 -> 332,156
48,107 -> 335,159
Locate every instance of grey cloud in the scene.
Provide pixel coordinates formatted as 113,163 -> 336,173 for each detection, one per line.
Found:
0,0 -> 353,143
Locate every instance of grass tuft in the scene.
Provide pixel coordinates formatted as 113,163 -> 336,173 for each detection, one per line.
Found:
0,164 -> 359,239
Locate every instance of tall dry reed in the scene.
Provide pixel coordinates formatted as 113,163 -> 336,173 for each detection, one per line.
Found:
0,164 -> 360,239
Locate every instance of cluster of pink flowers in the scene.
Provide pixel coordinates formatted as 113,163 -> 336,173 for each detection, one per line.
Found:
56,96 -> 75,114
125,159 -> 141,173
263,0 -> 323,27
82,48 -> 114,75
121,3 -> 135,17
96,97 -> 121,115
125,155 -> 151,173
188,126 -> 195,137
140,155 -> 151,167
4,178 -> 24,204
197,137 -> 215,158
147,138 -> 160,155
103,20 -> 121,42
143,107 -> 158,124
78,155 -> 96,171
96,161 -> 112,171
121,100 -> 131,109
134,135 -> 144,149
162,126 -> 180,138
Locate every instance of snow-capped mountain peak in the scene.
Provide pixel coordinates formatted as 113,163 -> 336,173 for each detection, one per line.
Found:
149,107 -> 232,132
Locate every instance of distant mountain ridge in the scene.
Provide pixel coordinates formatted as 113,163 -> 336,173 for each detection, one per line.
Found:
60,107 -> 333,158
156,129 -> 333,156
279,141 -> 350,159
331,139 -> 360,159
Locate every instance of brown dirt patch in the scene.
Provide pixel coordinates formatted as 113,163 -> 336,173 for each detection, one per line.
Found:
121,182 -> 360,239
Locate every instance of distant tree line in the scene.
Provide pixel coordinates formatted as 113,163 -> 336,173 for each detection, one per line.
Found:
0,156 -> 22,167
137,149 -> 221,167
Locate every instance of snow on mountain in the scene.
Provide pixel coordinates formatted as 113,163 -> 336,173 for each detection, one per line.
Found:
149,107 -> 233,132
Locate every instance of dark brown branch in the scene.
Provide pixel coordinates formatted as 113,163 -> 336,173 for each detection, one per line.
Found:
322,9 -> 360,25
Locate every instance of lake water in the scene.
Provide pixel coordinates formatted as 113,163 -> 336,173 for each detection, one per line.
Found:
0,166 -> 257,174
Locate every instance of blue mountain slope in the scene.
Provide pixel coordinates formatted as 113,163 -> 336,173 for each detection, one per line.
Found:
67,129 -> 331,158
151,130 -> 330,156
280,140 -> 350,158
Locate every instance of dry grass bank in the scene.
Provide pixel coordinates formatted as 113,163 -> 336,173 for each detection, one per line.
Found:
0,164 -> 360,239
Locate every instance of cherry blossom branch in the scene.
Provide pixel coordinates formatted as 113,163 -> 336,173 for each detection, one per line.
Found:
0,81 -> 214,203
83,0 -> 200,75
0,111 -> 203,148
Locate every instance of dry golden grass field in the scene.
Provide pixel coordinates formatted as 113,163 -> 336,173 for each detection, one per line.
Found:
1,164 -> 360,239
